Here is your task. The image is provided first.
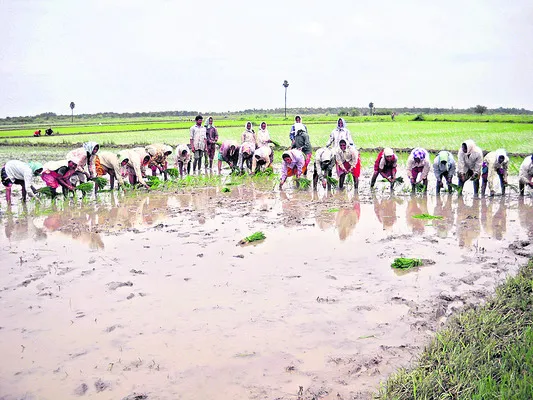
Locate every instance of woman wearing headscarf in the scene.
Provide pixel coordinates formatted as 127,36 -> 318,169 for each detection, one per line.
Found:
406,148 -> 431,193
313,147 -> 335,190
117,149 -> 150,189
256,121 -> 274,165
174,144 -> 192,178
1,160 -> 43,204
519,154 -> 533,196
238,122 -> 256,173
326,118 -> 354,149
204,116 -> 219,170
97,151 -> 125,189
457,139 -> 483,196
481,149 -> 509,196
370,147 -> 397,190
66,141 -> 99,185
291,122 -> 312,175
41,159 -> 77,196
433,151 -> 456,194
289,115 -> 307,144
145,143 -> 173,180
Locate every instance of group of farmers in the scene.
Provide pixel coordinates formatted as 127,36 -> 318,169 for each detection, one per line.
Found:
281,116 -> 533,198
2,115 -> 533,205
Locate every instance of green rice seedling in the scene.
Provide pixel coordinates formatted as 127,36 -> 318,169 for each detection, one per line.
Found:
327,208 -> 339,213
93,177 -> 108,190
327,176 -> 338,187
395,176 -> 404,184
166,168 -> 180,178
297,177 -> 311,189
221,187 -> 231,193
506,183 -> 519,192
146,176 -> 162,189
76,182 -> 94,194
391,258 -> 423,270
38,186 -> 57,198
412,214 -> 444,220
238,231 -> 266,245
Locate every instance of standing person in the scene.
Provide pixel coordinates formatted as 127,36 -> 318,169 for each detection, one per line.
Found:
481,149 -> 509,196
190,115 -> 207,174
313,147 -> 335,190
117,149 -> 150,189
2,160 -> 43,204
279,149 -> 305,190
457,139 -> 483,197
205,116 -> 219,171
335,140 -> 360,190
289,115 -> 307,145
406,148 -> 431,193
97,151 -> 124,189
145,143 -> 173,180
291,122 -> 312,176
370,147 -> 397,190
218,140 -> 240,174
251,146 -> 273,174
174,144 -> 192,178
41,159 -> 77,196
238,121 -> 256,173
519,154 -> 533,196
326,118 -> 354,149
66,142 -> 99,185
433,150 -> 456,194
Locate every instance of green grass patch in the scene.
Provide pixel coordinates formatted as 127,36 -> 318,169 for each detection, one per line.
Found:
412,213 -> 444,220
379,259 -> 533,399
391,258 -> 423,270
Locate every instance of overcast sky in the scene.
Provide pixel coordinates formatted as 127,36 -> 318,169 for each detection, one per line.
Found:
1,0 -> 532,117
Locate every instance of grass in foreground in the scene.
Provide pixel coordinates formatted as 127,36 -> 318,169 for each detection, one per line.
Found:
378,259 -> 533,399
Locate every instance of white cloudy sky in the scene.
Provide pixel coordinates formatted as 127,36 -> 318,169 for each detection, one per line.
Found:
1,0 -> 532,117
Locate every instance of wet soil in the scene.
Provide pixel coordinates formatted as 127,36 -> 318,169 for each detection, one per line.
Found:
1,187 -> 532,400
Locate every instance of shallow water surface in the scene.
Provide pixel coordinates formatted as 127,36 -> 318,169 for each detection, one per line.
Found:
1,189 -> 532,400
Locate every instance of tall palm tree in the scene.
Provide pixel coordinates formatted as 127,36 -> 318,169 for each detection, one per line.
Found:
283,80 -> 289,118
368,102 -> 374,116
70,102 -> 75,122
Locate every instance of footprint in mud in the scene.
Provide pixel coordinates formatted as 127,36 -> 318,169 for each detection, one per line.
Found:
105,324 -> 123,333
94,378 -> 109,393
122,394 -> 148,400
107,281 -> 133,290
74,383 -> 88,396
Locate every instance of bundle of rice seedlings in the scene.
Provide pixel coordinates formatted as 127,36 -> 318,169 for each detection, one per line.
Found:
238,231 -> 266,245
76,182 -> 94,194
166,168 -> 180,178
38,187 -> 56,198
412,214 -> 444,220
326,176 -> 338,187
146,176 -> 162,189
93,177 -> 108,190
391,258 -> 423,270
395,176 -> 404,184
270,139 -> 281,147
297,177 -> 311,189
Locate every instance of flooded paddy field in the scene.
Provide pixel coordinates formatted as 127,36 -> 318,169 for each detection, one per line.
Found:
1,185 -> 533,399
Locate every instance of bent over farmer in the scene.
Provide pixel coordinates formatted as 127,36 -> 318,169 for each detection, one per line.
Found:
481,149 -> 509,196
433,150 -> 456,194
457,139 -> 483,197
370,148 -> 397,190
279,149 -> 305,190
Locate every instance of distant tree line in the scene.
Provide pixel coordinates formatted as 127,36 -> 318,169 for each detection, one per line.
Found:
1,106 -> 532,125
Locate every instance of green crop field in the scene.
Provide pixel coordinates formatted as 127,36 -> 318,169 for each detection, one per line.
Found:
2,120 -> 531,155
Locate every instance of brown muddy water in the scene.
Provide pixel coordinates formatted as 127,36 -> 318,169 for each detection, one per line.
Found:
1,187 -> 533,400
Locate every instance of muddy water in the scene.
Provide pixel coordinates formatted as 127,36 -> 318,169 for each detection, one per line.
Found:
1,189 -> 533,400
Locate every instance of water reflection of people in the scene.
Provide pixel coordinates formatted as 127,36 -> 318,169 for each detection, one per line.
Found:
518,196 -> 533,240
432,194 -> 454,239
335,200 -> 361,240
456,196 -> 481,247
481,197 -> 507,240
4,204 -> 47,242
406,195 -> 429,235
373,194 -> 400,231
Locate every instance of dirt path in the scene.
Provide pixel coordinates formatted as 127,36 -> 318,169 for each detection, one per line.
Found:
1,190 -> 532,399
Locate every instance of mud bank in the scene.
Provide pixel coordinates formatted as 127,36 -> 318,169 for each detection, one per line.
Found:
1,190 -> 532,400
